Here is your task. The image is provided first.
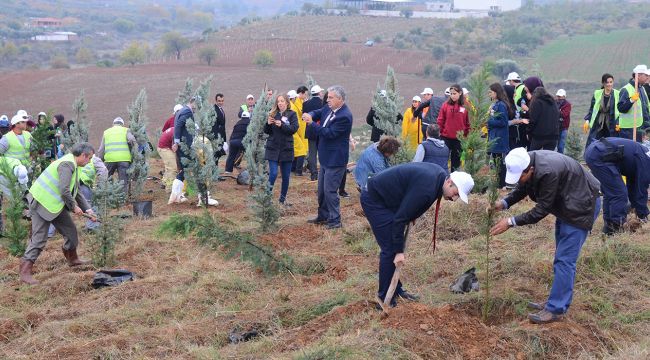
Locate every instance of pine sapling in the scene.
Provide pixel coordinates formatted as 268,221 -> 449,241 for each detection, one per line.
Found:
482,159 -> 501,321
29,111 -> 55,180
243,89 -> 279,232
175,78 -> 194,105
126,88 -> 151,201
372,66 -> 402,138
0,160 -> 29,257
564,129 -> 584,162
89,179 -> 127,268
62,90 -> 89,152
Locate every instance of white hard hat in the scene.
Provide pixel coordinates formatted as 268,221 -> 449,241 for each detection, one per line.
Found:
113,117 -> 125,125
412,95 -> 422,102
11,114 -> 26,126
173,104 -> 183,113
506,72 -> 521,81
421,87 -> 434,95
287,90 -> 298,99
556,89 -> 566,97
633,64 -> 648,74
310,85 -> 323,94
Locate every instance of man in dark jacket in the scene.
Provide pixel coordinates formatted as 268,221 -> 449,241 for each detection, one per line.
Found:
304,85 -> 352,229
585,137 -> 650,234
224,111 -> 251,174
555,89 -> 572,154
302,85 -> 324,181
413,87 -> 447,137
212,93 -> 227,168
362,163 -> 474,307
491,148 -> 601,324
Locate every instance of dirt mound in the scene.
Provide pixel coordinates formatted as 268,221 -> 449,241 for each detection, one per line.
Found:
383,303 -> 524,359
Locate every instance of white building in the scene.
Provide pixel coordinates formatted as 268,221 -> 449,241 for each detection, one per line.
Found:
453,0 -> 521,12
31,31 -> 78,42
426,1 -> 452,12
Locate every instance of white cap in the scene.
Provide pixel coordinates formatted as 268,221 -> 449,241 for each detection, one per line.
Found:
241,111 -> 250,118
0,115 -> 8,121
412,95 -> 422,102
287,90 -> 298,99
449,171 -> 474,204
38,111 -> 46,117
633,64 -> 648,74
14,165 -> 28,185
310,85 -> 323,94
11,114 -> 26,126
506,72 -> 521,81
444,87 -> 451,96
246,94 -> 255,100
113,117 -> 125,125
173,104 -> 183,113
421,87 -> 434,95
556,89 -> 566,97
504,147 -> 531,185
16,110 -> 28,118
462,88 -> 469,95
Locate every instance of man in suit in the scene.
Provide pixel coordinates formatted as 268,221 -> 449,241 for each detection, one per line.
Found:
302,85 -> 325,181
303,85 -> 352,229
213,93 -> 228,177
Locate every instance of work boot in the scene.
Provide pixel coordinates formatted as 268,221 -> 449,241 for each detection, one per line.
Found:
528,309 -> 563,324
527,301 -> 546,311
398,291 -> 420,302
62,248 -> 91,267
19,259 -> 39,285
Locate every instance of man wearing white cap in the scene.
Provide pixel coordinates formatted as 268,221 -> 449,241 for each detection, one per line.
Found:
413,87 -> 446,137
490,147 -> 601,324
0,155 -> 29,233
555,89 -> 572,154
97,116 -> 137,195
617,64 -> 650,143
163,104 -> 184,132
361,162 -> 473,308
238,94 -> 256,119
0,112 -> 33,166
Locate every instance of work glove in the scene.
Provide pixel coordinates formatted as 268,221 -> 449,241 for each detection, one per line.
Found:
481,126 -> 488,136
631,92 -> 640,102
582,121 -> 589,134
615,124 -> 621,132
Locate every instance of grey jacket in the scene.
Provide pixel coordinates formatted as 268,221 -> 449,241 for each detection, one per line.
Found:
503,150 -> 601,230
28,161 -> 91,221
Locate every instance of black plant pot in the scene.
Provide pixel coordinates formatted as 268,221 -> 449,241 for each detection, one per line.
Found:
132,200 -> 153,218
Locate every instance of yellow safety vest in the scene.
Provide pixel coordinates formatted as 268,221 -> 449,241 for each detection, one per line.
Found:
619,83 -> 645,129
29,153 -> 78,214
103,126 -> 132,162
589,89 -> 620,128
79,160 -> 96,187
5,131 -> 32,165
514,84 -> 525,112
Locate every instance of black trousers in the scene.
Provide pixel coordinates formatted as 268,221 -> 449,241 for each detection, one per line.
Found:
529,138 -> 557,151
442,136 -> 462,172
489,152 -> 507,188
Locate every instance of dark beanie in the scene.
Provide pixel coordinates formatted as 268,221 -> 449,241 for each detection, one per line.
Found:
523,77 -> 544,93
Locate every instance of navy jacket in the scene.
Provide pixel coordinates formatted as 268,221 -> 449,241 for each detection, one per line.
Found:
487,100 -> 510,153
367,162 -> 446,253
306,103 -> 353,167
174,106 -> 194,158
302,96 -> 324,141
264,110 -> 299,162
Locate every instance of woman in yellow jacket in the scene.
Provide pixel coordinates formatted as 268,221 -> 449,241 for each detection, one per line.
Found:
289,90 -> 308,176
401,95 -> 423,152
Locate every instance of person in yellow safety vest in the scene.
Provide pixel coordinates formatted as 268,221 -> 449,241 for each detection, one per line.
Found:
238,94 -> 256,119
78,154 -> 108,231
288,89 -> 309,176
617,64 -> 650,143
19,143 -> 97,285
0,112 -> 33,167
97,117 -> 136,196
583,73 -> 620,148
401,95 -> 423,152
0,156 -> 29,233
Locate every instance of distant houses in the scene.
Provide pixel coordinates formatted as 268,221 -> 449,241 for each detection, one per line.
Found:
31,32 -> 78,42
28,17 -> 79,42
331,0 -> 522,17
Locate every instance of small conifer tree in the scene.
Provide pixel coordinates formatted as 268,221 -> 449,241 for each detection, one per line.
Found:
89,179 -> 127,267
29,112 -> 55,180
0,159 -> 29,256
62,90 -> 89,152
564,129 -> 584,162
306,74 -> 316,93
175,78 -> 194,105
178,77 -> 221,205
372,66 -> 402,138
126,88 -> 151,201
243,88 -> 279,231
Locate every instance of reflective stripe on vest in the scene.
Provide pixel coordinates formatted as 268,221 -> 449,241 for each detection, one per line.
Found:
514,84 -> 525,112
79,160 -> 96,187
619,84 -> 644,129
240,104 -> 248,112
103,126 -> 132,162
589,89 -> 620,128
5,131 -> 31,164
29,153 -> 78,214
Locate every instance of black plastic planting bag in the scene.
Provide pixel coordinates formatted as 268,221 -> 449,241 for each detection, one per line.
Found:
449,267 -> 480,294
237,170 -> 251,186
92,269 -> 134,289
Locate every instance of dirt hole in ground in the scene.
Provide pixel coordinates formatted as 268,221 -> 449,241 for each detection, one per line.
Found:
455,297 -> 521,326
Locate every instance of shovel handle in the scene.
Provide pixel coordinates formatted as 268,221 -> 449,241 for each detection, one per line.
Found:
383,263 -> 402,309
81,213 -> 101,223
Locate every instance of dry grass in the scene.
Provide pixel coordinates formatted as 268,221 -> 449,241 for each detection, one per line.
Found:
1,158 -> 649,359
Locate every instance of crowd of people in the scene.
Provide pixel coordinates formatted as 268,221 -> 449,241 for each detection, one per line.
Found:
2,65 -> 649,326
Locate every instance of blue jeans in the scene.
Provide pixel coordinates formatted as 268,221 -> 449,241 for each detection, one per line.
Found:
360,190 -> 404,304
557,129 -> 568,154
268,160 -> 292,203
545,197 -> 601,315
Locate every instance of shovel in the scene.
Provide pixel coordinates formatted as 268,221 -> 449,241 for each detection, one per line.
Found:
376,223 -> 411,318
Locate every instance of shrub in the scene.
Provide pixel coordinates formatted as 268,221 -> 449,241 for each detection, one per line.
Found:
492,59 -> 522,79
50,55 -> 70,69
431,44 -> 446,60
340,36 -> 348,42
198,47 -> 218,66
113,18 -> 135,34
253,49 -> 274,68
441,63 -> 463,82
423,64 -> 433,77
96,59 -> 114,68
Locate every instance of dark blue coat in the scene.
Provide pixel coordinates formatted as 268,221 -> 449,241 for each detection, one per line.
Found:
305,103 -> 353,167
264,110 -> 299,162
488,100 -> 510,154
173,106 -> 194,159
